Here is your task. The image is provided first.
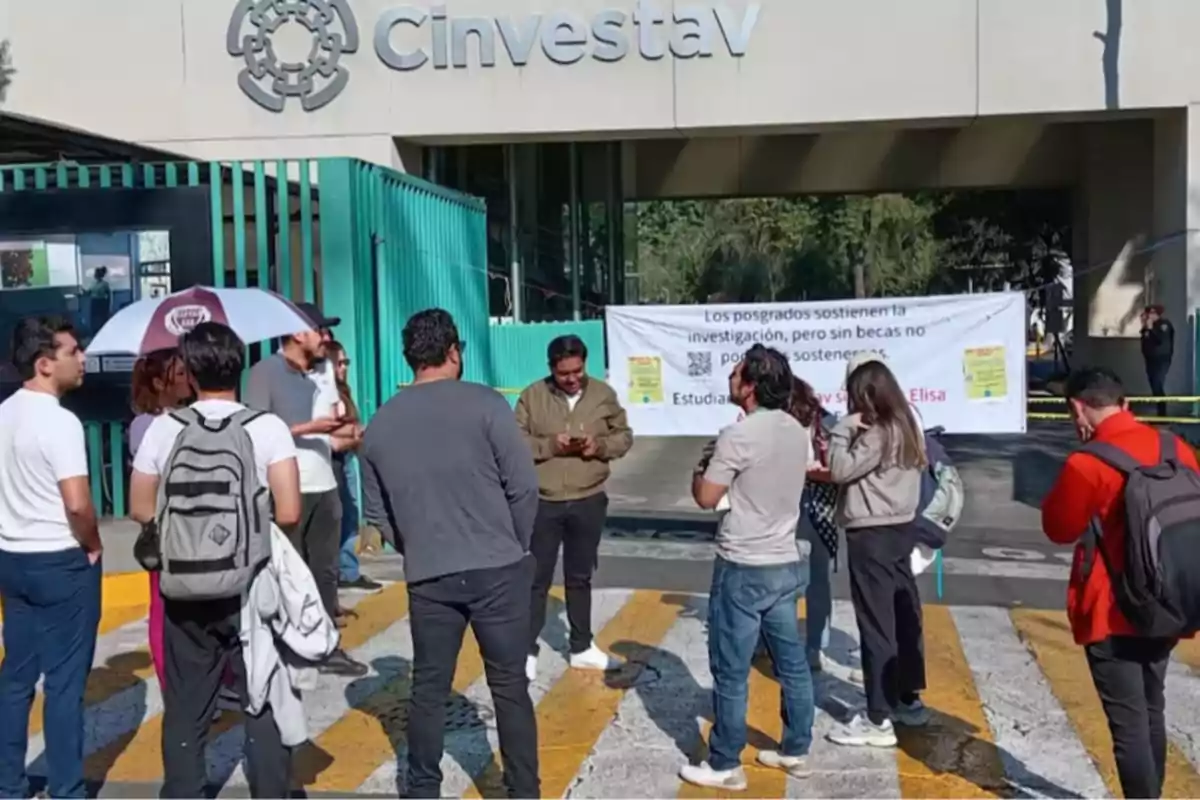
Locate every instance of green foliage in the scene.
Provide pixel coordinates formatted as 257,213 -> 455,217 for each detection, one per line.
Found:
634,190 -> 1069,304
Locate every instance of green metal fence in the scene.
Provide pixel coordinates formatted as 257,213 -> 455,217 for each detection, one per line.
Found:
315,160 -> 490,419
488,320 -> 607,402
0,158 -> 488,518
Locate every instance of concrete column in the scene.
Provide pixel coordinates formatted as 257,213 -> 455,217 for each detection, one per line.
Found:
1148,108 -> 1198,396
1072,120 -> 1154,391
1074,110 -> 1200,397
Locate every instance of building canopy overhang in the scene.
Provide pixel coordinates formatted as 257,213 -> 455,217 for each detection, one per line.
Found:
0,111 -> 180,166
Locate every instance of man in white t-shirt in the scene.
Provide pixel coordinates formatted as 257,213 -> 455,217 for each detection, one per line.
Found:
244,303 -> 367,678
0,316 -> 100,800
129,322 -> 301,799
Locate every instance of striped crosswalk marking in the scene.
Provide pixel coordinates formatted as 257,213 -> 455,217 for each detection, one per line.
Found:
953,606 -> 1107,798
468,590 -> 682,799
1012,609 -> 1200,798
895,605 -> 1007,798
14,584 -> 1200,796
84,583 -> 406,784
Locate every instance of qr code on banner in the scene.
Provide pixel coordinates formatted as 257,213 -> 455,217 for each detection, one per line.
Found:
687,351 -> 712,378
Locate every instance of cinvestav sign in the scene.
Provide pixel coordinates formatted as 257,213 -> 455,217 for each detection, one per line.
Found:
374,2 -> 762,70
228,0 -> 760,112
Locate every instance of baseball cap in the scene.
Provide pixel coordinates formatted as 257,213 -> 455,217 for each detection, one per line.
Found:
843,349 -> 887,388
295,301 -> 341,330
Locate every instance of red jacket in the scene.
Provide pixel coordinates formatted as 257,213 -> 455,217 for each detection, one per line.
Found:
1042,411 -> 1200,645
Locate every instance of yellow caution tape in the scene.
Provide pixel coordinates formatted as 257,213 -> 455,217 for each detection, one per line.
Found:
1028,395 -> 1200,404
1029,412 -> 1200,425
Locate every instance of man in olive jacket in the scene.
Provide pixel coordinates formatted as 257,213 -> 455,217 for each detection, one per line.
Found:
516,335 -> 633,681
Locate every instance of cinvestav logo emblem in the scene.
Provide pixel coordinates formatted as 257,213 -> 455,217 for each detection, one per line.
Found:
228,0 -> 760,113
164,305 -> 214,337
227,0 -> 360,113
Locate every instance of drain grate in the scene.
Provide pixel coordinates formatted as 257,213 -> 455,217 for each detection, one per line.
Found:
444,694 -> 493,732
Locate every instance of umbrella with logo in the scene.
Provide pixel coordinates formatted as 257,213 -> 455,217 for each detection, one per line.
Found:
85,285 -> 314,356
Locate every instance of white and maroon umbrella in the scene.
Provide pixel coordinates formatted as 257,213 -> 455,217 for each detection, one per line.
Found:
86,285 -> 314,356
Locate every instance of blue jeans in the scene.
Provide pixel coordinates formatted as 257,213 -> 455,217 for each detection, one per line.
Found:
708,557 -> 815,770
337,455 -> 360,582
802,525 -> 833,661
0,549 -> 101,798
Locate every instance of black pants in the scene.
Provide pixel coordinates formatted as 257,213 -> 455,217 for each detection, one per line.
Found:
846,525 -> 926,724
406,556 -> 539,799
529,493 -> 608,656
1086,635 -> 1175,799
161,597 -> 290,798
1146,361 -> 1170,418
282,489 -> 342,618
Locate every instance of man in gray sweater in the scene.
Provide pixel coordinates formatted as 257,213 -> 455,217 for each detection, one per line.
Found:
360,308 -> 540,800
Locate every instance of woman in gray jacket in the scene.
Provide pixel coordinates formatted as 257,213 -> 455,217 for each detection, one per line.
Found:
826,359 -> 929,748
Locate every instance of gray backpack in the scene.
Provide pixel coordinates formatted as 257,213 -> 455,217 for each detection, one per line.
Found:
1082,430 -> 1200,638
156,408 -> 271,601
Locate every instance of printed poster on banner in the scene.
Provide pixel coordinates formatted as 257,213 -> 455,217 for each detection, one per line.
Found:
605,293 -> 1027,436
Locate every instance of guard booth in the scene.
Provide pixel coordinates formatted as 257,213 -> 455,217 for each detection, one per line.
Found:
0,151 -> 490,517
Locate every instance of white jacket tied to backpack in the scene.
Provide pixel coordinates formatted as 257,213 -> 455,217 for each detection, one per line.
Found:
240,524 -> 340,746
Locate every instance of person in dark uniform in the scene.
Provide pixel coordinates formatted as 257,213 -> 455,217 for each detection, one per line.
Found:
1139,304 -> 1174,418
88,267 -> 111,336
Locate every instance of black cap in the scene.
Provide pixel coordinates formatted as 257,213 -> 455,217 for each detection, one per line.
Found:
296,301 -> 341,330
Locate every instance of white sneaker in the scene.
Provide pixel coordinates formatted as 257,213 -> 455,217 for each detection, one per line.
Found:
569,645 -> 621,671
679,762 -> 748,791
894,699 -> 931,727
757,750 -> 812,778
828,714 -> 898,748
525,655 -> 538,682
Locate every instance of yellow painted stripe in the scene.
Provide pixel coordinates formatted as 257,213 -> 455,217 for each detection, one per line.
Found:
300,587 -> 420,790
86,707 -> 242,783
1012,609 -> 1200,798
677,655 -> 789,800
87,583 -> 408,784
467,590 -> 681,799
100,572 -> 153,613
1172,636 -> 1200,672
304,586 -> 567,791
896,605 -> 1006,798
677,597 -> 812,799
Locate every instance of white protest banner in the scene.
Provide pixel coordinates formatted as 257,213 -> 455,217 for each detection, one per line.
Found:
606,293 -> 1027,436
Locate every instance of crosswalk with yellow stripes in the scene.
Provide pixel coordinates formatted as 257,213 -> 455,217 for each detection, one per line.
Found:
11,580 -> 1200,797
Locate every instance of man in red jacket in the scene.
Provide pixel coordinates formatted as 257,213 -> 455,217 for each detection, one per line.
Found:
1042,367 -> 1199,799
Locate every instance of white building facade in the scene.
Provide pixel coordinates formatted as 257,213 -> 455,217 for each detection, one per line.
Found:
2,0 -> 1198,391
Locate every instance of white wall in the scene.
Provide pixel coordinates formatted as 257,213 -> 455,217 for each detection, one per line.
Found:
3,0 -> 1200,159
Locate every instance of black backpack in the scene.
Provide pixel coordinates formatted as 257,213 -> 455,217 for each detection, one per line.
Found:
1082,430 -> 1200,638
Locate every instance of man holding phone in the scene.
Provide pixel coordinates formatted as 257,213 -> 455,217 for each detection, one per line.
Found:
245,303 -> 367,677
516,335 -> 633,682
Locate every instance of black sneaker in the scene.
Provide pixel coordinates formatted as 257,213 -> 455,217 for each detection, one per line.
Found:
339,575 -> 384,593
319,649 -> 369,677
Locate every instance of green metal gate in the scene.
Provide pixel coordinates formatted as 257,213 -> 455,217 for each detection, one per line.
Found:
0,158 -> 489,516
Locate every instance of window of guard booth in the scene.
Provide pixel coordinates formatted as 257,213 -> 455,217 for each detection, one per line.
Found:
0,230 -> 171,380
